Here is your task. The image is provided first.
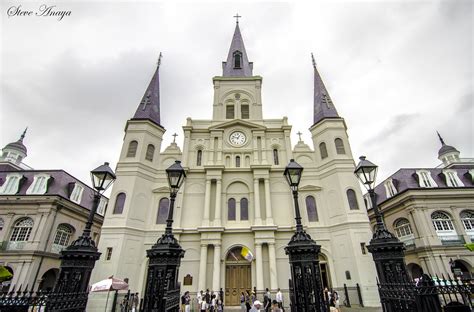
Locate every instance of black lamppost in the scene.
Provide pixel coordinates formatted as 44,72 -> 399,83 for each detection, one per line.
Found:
283,159 -> 327,312
354,156 -> 409,284
54,162 -> 116,294
143,160 -> 186,312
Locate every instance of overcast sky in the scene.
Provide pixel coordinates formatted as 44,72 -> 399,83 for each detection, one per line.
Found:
1,0 -> 472,191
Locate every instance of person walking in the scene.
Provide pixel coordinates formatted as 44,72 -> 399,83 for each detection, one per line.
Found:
245,290 -> 252,312
250,300 -> 262,312
240,292 -> 246,312
275,288 -> 284,311
263,288 -> 271,312
271,300 -> 282,312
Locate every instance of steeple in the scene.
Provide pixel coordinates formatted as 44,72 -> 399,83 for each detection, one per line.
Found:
132,53 -> 162,127
312,53 -> 339,126
222,18 -> 253,77
436,131 -> 460,159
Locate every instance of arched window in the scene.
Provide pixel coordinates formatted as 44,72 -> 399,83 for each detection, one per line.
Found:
228,198 -> 236,221
273,149 -> 279,165
346,189 -> 359,210
145,144 -> 155,161
305,196 -> 318,222
335,138 -> 345,154
431,211 -> 455,233
10,218 -> 34,242
113,193 -> 126,214
197,150 -> 202,166
240,198 -> 249,221
319,142 -> 328,159
53,224 -> 73,247
127,141 -> 138,157
393,218 -> 413,238
156,198 -> 170,224
236,156 -> 241,168
234,52 -> 242,68
241,104 -> 249,119
226,105 -> 235,119
460,210 -> 474,232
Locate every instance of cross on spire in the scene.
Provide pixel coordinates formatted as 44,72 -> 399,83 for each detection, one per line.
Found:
233,13 -> 241,24
437,131 -> 445,145
20,127 -> 28,142
157,52 -> 162,68
172,133 -> 178,143
297,131 -> 303,142
311,53 -> 316,68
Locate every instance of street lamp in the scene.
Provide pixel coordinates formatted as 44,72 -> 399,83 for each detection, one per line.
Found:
354,156 -> 409,284
54,162 -> 116,295
283,159 -> 327,312
143,160 -> 186,312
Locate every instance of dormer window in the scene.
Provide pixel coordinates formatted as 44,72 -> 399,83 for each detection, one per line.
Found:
26,174 -> 51,195
70,183 -> 84,204
97,197 -> 108,215
442,170 -> 463,187
233,51 -> 242,69
0,173 -> 23,195
384,179 -> 397,198
415,170 -> 437,188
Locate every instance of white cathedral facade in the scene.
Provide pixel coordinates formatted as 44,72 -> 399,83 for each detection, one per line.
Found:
91,22 -> 380,307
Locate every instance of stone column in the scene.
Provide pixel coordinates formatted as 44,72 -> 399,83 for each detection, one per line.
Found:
268,242 -> 278,290
203,179 -> 211,226
214,179 -> 222,226
198,244 -> 208,291
255,243 -> 264,292
212,244 -> 221,291
254,178 -> 262,225
264,178 -> 273,224
208,137 -> 215,164
253,136 -> 259,163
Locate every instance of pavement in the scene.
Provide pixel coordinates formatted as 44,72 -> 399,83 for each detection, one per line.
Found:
222,306 -> 382,311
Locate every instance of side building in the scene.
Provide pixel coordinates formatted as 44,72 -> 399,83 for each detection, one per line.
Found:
0,131 -> 107,291
91,22 -> 380,307
367,134 -> 474,280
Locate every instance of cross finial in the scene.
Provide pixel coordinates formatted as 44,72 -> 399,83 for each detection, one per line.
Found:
172,133 -> 178,143
437,131 -> 445,146
20,127 -> 28,142
233,13 -> 241,24
157,52 -> 163,68
297,131 -> 303,141
311,53 -> 316,68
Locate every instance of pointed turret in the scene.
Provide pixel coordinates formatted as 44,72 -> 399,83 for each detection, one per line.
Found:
437,132 -> 460,166
132,53 -> 162,126
222,21 -> 253,77
312,53 -> 339,125
1,128 -> 28,165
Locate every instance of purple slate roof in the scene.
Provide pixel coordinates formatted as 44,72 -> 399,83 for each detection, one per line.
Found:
0,169 -> 107,211
373,167 -> 474,205
222,23 -> 253,77
131,60 -> 162,127
312,56 -> 340,126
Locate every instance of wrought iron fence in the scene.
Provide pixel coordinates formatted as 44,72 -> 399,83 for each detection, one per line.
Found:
378,274 -> 473,312
0,286 -> 88,311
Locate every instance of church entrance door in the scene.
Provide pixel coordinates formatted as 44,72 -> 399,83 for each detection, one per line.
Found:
225,246 -> 252,306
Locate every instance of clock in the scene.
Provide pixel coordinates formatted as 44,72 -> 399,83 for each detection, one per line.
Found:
229,131 -> 247,146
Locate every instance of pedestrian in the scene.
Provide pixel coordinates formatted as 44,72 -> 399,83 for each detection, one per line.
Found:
275,288 -> 284,311
251,290 -> 256,304
245,290 -> 252,312
210,294 -> 217,312
333,290 -> 340,312
216,295 -> 223,312
271,299 -> 282,312
240,291 -> 246,312
200,298 -> 207,312
181,292 -> 187,312
250,300 -> 262,312
131,293 -> 139,312
263,288 -> 271,312
183,291 -> 191,312
206,289 -> 211,310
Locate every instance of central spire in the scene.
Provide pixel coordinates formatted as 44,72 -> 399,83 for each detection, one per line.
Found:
222,17 -> 253,77
312,53 -> 339,126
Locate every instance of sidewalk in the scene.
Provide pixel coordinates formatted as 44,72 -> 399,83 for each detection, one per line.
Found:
223,306 -> 382,311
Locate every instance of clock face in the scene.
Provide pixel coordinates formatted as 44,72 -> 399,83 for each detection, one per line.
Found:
229,131 -> 246,146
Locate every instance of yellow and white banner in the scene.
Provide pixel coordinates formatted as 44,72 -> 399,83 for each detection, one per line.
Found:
241,246 -> 254,262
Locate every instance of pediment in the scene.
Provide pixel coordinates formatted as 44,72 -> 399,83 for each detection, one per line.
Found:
209,119 -> 266,131
299,184 -> 322,192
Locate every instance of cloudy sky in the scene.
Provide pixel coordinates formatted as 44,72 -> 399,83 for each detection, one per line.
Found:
1,0 -> 472,191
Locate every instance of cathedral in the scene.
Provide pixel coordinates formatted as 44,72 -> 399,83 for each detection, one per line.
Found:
91,21 -> 380,307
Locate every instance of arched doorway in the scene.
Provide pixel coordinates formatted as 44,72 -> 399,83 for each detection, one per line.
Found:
39,268 -> 59,291
319,254 -> 331,289
225,246 -> 251,306
407,263 -> 423,280
450,259 -> 472,280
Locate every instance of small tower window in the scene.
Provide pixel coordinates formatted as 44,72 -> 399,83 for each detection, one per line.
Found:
233,52 -> 242,69
241,104 -> 249,119
346,189 -> 359,210
273,149 -> 279,165
240,198 -> 249,221
319,142 -> 328,159
145,144 -> 155,161
335,138 -> 345,154
236,156 -> 241,167
113,193 -> 126,214
127,141 -> 138,157
305,196 -> 318,222
228,198 -> 236,221
197,150 -> 202,166
226,105 -> 235,119
156,198 -> 170,224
